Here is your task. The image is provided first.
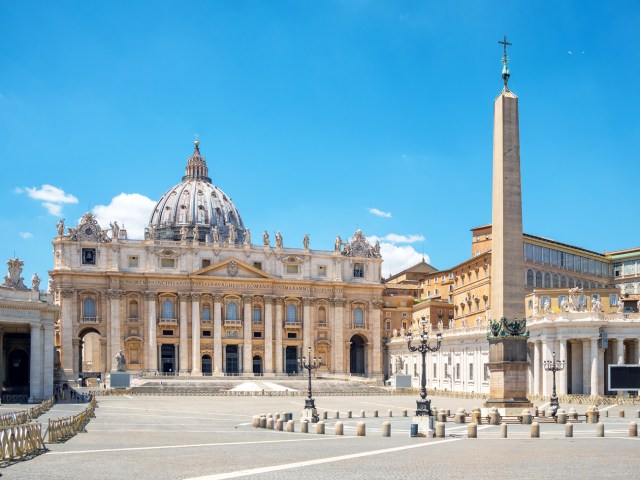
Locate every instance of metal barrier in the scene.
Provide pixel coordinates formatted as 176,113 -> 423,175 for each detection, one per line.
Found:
0,397 -> 56,427
0,423 -> 46,464
46,395 -> 97,444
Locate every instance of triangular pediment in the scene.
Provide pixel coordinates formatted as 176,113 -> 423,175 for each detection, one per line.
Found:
192,258 -> 274,280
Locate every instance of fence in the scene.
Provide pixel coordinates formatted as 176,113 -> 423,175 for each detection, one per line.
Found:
46,395 -> 97,444
0,397 -> 56,428
0,423 -> 46,464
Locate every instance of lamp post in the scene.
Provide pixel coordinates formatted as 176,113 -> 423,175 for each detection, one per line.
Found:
406,317 -> 442,416
299,347 -> 321,422
543,351 -> 565,407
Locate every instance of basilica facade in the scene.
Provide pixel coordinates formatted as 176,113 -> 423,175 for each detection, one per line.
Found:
50,142 -> 384,384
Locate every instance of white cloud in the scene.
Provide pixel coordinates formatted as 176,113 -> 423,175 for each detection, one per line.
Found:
19,232 -> 33,239
17,184 -> 78,216
92,193 -> 156,239
382,233 -> 424,243
368,208 -> 392,218
380,243 -> 428,278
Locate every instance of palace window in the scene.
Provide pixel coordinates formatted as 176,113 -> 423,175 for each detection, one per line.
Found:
286,264 -> 299,274
201,259 -> 211,268
469,363 -> 474,381
560,276 -> 567,288
253,262 -> 262,270
160,258 -> 175,268
526,269 -> 534,286
202,304 -> 211,321
353,307 -> 364,327
161,300 -> 175,319
317,307 -> 327,327
544,272 -> 551,288
353,263 -> 364,278
227,302 -> 238,320
129,300 -> 139,319
202,330 -> 212,337
83,298 -> 96,318
253,307 -> 262,324
609,294 -> 619,307
317,265 -> 327,277
286,304 -> 297,323
553,274 -> 559,288
128,256 -> 139,267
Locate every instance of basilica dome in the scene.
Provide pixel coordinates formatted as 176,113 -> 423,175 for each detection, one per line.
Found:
146,142 -> 246,243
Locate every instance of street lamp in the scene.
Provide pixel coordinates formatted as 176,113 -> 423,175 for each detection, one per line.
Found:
543,351 -> 565,407
299,347 -> 321,422
406,317 -> 442,416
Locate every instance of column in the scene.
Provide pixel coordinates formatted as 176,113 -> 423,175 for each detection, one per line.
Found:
29,324 -> 43,402
43,321 -> 55,398
213,294 -> 223,374
333,299 -> 345,373
533,340 -> 542,395
302,297 -> 313,354
243,295 -> 253,374
558,338 -> 568,395
191,294 -> 201,375
0,328 -> 4,387
582,339 -> 591,395
542,338 -> 554,397
178,293 -> 189,375
526,342 -> 534,395
264,296 -> 274,374
108,290 -> 124,372
60,289 -> 75,377
145,292 -> 157,372
615,338 -> 625,364
370,300 -> 382,375
274,297 -> 283,374
590,338 -> 599,396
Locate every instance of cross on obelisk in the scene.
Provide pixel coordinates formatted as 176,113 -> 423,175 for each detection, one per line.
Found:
498,35 -> 512,89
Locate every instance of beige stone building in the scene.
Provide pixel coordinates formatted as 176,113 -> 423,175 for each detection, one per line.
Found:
50,142 -> 384,384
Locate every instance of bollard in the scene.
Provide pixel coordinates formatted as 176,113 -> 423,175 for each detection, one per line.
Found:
266,418 -> 274,430
521,409 -> 532,425
360,410 -> 365,418
275,413 -> 280,420
596,422 -> 605,437
252,415 -> 260,428
316,421 -> 325,434
335,421 -> 344,436
629,421 -> 638,437
335,410 -> 340,419
357,421 -> 366,436
500,423 -> 508,438
568,407 -> 578,421
259,416 -> 267,428
435,422 -> 446,438
533,406 -> 539,417
471,408 -> 482,425
531,422 -> 540,438
586,406 -> 600,424
454,408 -> 466,424
556,409 -> 567,425
619,409 -> 625,418
322,411 -> 328,420
276,419 -> 283,431
636,410 -> 640,418
286,420 -> 295,432
489,409 -> 501,426
402,409 -> 408,417
373,410 -> 378,418
565,422 -> 573,438
388,409 -> 393,417
437,409 -> 447,423
301,420 -> 309,433
468,422 -> 477,438
347,410 -> 352,419
382,421 -> 391,437
267,413 -> 273,419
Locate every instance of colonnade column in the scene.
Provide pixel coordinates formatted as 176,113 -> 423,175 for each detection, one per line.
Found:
332,299 -> 345,374
590,338 -> 599,396
370,300 -> 382,375
526,342 -> 534,395
242,295 -> 253,374
558,338 -> 568,395
60,289 -> 75,377
533,340 -> 542,395
178,293 -> 189,375
213,294 -> 223,374
274,298 -> 283,373
264,296 -> 274,374
145,292 -> 157,372
43,321 -> 55,398
615,338 -> 625,364
108,290 -> 124,373
29,324 -> 43,402
542,338 -> 554,397
302,297 -> 313,354
581,339 -> 590,395
191,294 -> 201,375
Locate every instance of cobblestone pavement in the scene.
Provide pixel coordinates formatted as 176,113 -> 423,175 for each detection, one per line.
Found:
4,393 -> 639,479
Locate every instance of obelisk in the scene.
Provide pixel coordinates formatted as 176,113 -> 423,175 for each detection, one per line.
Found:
485,36 -> 532,413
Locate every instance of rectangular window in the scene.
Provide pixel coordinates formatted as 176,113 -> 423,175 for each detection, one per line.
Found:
82,248 -> 96,265
533,245 -> 542,263
455,364 -> 461,380
566,254 -> 574,271
160,258 -> 175,268
433,363 -> 437,378
402,312 -> 408,317
589,259 -> 596,275
253,262 -> 262,270
202,305 -> 211,320
609,294 -> 618,307
542,248 -> 550,264
469,363 -> 474,381
286,264 -> 299,274
386,321 -> 391,330
596,261 -> 602,277
202,330 -> 212,337
253,331 -> 262,338
128,256 -> 139,267
353,263 -> 364,278
524,243 -> 534,261
201,259 -> 211,268
162,329 -> 173,336
317,265 -> 327,277
560,252 -> 566,268
550,249 -> 559,266
287,332 -> 297,339
253,307 -> 262,324
484,364 -> 490,381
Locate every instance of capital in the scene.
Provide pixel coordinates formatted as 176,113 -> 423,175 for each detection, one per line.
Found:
191,293 -> 202,301
242,294 -> 253,303
212,294 -> 224,302
60,289 -> 75,298
178,292 -> 191,300
143,291 -> 157,300
107,289 -> 125,299
332,298 -> 345,307
302,297 -> 315,306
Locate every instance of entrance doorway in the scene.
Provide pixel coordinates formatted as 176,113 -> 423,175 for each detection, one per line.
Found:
160,344 -> 176,373
202,354 -> 212,375
6,349 -> 29,394
225,345 -> 239,374
350,335 -> 366,375
253,355 -> 263,375
79,329 -> 101,374
285,346 -> 298,374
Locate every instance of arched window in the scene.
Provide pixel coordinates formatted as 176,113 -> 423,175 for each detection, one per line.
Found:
354,307 -> 364,326
227,302 -> 238,320
576,279 -> 582,288
317,307 -> 327,326
526,269 -> 534,286
535,271 -> 543,288
202,304 -> 211,320
568,278 -> 575,288
253,306 -> 262,324
553,274 -> 559,288
162,300 -> 175,318
129,300 -> 139,319
286,304 -> 297,323
83,298 -> 96,318
544,273 -> 551,288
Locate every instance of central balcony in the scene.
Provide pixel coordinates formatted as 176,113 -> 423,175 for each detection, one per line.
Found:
224,319 -> 243,328
158,317 -> 178,325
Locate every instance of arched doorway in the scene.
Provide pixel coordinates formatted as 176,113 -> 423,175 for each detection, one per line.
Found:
79,329 -> 102,375
202,354 -> 212,375
160,344 -> 176,373
6,349 -> 29,394
349,335 -> 366,375
225,345 -> 239,374
253,355 -> 263,375
285,346 -> 298,374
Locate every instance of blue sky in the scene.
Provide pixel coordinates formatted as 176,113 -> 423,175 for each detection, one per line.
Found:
1,1 -> 639,282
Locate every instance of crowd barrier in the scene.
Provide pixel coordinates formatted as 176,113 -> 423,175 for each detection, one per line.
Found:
46,395 -> 98,444
0,397 -> 56,428
0,423 -> 46,465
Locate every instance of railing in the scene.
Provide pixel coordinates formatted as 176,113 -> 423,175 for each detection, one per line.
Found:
223,319 -> 242,326
351,322 -> 368,329
46,394 -> 97,444
158,317 -> 178,325
81,316 -> 99,324
127,317 -> 140,323
0,397 -> 56,427
0,423 -> 46,463
283,321 -> 302,328
201,318 -> 213,323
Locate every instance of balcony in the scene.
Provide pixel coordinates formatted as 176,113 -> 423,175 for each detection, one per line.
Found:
127,316 -> 140,323
224,318 -> 243,328
80,317 -> 99,324
201,318 -> 213,324
283,321 -> 302,329
158,317 -> 178,325
351,322 -> 368,329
